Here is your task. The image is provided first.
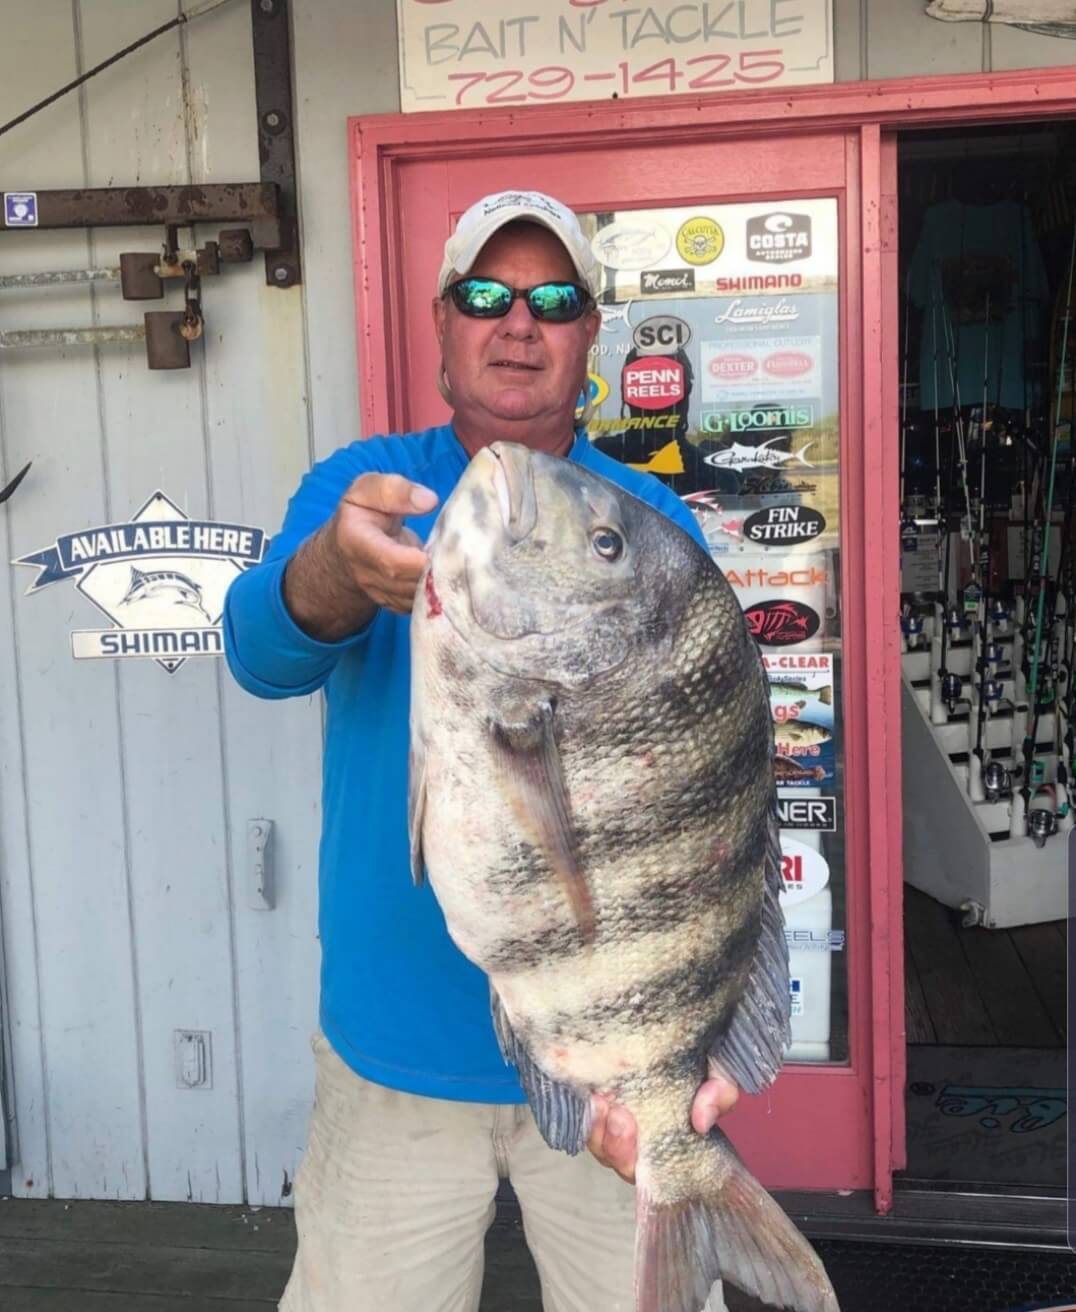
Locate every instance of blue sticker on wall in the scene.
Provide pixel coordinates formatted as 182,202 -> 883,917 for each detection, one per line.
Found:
4,192 -> 38,227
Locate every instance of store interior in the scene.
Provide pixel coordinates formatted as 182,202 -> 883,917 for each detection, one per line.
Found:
896,119 -> 1071,1198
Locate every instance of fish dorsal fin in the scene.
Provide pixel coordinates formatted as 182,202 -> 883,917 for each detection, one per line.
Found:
487,700 -> 595,944
407,737 -> 427,887
708,804 -> 791,1094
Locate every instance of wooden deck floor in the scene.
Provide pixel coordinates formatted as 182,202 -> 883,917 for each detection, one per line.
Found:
0,1198 -> 759,1311
904,886 -> 1067,1047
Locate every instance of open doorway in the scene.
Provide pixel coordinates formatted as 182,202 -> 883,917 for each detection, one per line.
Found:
897,119 -> 1071,1203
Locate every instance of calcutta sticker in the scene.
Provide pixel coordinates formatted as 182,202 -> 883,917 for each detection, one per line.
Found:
675,216 -> 724,266
15,491 -> 266,673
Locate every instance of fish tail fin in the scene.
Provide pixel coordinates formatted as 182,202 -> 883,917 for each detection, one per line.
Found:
635,1128 -> 839,1312
818,685 -> 832,705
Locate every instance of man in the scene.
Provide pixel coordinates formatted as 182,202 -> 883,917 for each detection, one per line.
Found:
224,191 -> 737,1312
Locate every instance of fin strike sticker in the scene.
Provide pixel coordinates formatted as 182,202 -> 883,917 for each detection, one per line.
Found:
15,491 -> 266,673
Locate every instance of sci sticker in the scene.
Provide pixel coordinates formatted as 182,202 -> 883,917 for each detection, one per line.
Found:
15,491 -> 266,673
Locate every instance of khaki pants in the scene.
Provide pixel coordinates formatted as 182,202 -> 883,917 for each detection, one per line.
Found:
280,1033 -> 726,1312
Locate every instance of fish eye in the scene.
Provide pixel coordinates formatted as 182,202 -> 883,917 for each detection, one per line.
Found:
591,527 -> 624,562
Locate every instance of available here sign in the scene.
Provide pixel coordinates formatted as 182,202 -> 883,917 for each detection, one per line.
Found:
396,0 -> 834,113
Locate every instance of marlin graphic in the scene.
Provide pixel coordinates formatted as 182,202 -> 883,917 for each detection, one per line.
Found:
703,436 -> 816,473
119,566 -> 212,622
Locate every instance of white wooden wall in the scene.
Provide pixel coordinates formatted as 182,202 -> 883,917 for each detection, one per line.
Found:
0,0 -> 1065,1203
0,0 -> 398,1204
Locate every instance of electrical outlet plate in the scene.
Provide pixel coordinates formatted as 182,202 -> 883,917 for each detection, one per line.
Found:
174,1030 -> 212,1090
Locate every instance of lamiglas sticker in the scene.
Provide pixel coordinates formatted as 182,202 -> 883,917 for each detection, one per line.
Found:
15,491 -> 266,673
764,652 -> 835,789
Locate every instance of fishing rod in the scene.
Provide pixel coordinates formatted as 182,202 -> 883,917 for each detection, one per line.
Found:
899,268 -> 912,512
1020,216 -> 1076,845
929,286 -> 966,722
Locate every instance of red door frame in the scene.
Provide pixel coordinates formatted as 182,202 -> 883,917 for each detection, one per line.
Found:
348,68 -> 1076,1214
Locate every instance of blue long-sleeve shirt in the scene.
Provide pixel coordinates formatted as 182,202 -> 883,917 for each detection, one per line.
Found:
224,424 -> 708,1102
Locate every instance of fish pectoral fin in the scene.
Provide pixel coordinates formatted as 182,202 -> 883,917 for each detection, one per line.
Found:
708,805 -> 790,1094
635,1126 -> 839,1312
407,739 -> 427,886
491,991 -> 592,1155
487,701 -> 595,943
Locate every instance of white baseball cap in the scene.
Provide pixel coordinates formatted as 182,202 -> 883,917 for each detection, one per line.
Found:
438,190 -> 602,299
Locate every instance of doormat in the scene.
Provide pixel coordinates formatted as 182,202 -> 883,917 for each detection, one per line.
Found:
904,1045 -> 1065,1187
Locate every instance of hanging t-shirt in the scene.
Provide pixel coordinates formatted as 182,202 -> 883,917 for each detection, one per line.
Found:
907,200 -> 1048,413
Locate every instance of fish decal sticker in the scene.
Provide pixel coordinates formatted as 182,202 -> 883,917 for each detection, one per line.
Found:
119,566 -> 212,622
704,436 -> 816,473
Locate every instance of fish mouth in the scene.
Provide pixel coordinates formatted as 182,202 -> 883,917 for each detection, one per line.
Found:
482,442 -> 539,543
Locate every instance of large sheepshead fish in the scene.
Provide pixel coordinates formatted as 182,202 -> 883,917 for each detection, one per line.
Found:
409,441 -> 838,1312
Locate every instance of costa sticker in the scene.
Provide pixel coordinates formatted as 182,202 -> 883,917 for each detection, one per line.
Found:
621,356 -> 685,410
746,212 -> 812,264
778,838 -> 830,906
676,216 -> 724,266
591,220 -> 671,271
744,505 -> 826,546
764,350 -> 813,378
632,315 -> 691,354
744,599 -> 821,647
777,795 -> 837,832
640,268 -> 695,295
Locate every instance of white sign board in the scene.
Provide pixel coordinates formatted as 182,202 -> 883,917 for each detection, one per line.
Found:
397,0 -> 834,114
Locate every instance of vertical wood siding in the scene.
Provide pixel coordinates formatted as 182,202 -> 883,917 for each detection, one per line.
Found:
0,0 -> 1065,1203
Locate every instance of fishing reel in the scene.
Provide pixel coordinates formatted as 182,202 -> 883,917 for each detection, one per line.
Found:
988,599 -> 1011,633
900,516 -> 919,554
940,671 -> 964,713
962,582 -> 982,620
944,605 -> 965,641
901,608 -> 925,649
983,641 -> 1005,676
982,759 -> 1011,803
1028,795 -> 1058,848
981,678 -> 1005,711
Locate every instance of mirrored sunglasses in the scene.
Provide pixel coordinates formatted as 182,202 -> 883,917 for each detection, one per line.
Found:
445,277 -> 594,323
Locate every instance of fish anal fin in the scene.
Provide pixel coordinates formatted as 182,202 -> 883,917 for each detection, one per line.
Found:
635,1127 -> 839,1312
709,806 -> 790,1094
492,991 -> 591,1155
488,701 -> 595,943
